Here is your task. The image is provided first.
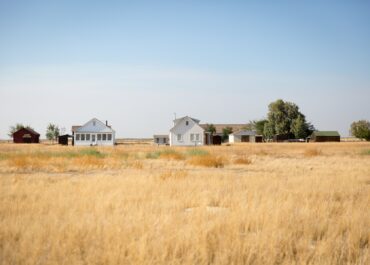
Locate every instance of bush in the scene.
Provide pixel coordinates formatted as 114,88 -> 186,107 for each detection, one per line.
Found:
186,149 -> 209,157
79,149 -> 105,158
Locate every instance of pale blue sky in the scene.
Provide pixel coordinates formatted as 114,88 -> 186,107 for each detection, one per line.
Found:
0,0 -> 369,138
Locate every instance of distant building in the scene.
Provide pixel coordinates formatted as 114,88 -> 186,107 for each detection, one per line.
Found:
229,130 -> 262,143
72,118 -> 115,146
309,131 -> 340,142
13,127 -> 40,144
153,135 -> 169,145
170,116 -> 204,146
58,134 -> 73,146
200,124 -> 247,145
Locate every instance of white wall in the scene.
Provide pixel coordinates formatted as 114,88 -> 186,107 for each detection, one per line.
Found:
170,117 -> 204,146
74,132 -> 115,146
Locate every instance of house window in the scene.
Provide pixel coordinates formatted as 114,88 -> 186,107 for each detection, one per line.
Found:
163,138 -> 167,143
177,134 -> 182,141
81,134 -> 85,141
76,134 -> 80,141
97,134 -> 101,141
92,135 -> 96,142
102,134 -> 107,141
186,121 -> 189,126
86,134 -> 90,141
190,134 -> 194,141
156,138 -> 159,143
107,134 -> 112,141
196,134 -> 200,141
93,121 -> 96,126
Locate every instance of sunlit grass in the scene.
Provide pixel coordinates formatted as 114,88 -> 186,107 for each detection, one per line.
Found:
0,142 -> 369,264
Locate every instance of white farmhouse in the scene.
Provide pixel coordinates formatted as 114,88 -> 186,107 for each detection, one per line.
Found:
169,116 -> 204,146
72,118 -> 115,146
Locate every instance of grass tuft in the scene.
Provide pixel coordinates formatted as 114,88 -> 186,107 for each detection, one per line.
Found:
233,157 -> 252,165
188,154 -> 225,168
186,148 -> 209,157
304,148 -> 322,157
79,149 -> 105,158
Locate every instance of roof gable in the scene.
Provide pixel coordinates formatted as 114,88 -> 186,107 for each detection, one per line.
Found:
76,118 -> 114,133
13,127 -> 40,136
170,116 -> 204,133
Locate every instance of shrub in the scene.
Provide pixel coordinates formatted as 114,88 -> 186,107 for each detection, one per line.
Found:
188,155 -> 225,168
159,170 -> 188,180
146,151 -> 161,159
79,149 -> 105,158
159,150 -> 185,160
362,149 -> 370,155
186,148 -> 209,157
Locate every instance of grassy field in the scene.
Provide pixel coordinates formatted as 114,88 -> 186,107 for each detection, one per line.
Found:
0,143 -> 369,265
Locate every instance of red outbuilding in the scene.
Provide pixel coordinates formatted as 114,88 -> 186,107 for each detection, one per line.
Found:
13,128 -> 40,143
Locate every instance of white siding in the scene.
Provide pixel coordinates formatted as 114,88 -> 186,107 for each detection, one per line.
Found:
170,117 -> 204,146
74,118 -> 115,146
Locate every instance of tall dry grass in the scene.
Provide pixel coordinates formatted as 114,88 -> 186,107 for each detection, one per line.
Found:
0,143 -> 369,264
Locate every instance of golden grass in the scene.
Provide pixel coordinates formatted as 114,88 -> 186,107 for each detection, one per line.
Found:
0,143 -> 369,264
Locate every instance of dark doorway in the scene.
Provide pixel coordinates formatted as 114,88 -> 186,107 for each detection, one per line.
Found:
241,135 -> 250,142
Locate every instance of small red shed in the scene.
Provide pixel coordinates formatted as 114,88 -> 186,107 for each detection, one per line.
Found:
13,128 -> 40,144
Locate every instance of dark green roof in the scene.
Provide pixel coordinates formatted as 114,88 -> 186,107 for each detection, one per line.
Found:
311,131 -> 340,137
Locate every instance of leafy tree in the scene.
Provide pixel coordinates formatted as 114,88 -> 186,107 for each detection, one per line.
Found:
263,121 -> 274,140
46,123 -> 60,143
222,126 -> 233,142
8,124 -> 34,138
204,124 -> 216,135
250,119 -> 268,136
265,99 -> 314,139
350,120 -> 370,141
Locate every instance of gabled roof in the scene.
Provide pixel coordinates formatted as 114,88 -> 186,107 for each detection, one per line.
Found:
71,126 -> 81,132
311,131 -> 340,137
13,127 -> 40,136
200,124 -> 247,134
174,116 -> 200,124
170,116 -> 204,133
153,134 -> 169,138
75,118 -> 115,133
231,130 -> 256,136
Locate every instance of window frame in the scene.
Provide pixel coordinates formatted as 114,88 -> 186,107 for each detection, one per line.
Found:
102,134 -> 107,141
81,134 -> 85,141
76,134 -> 80,141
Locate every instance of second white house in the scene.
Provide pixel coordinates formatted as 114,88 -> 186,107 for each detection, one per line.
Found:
169,116 -> 204,146
72,118 -> 115,146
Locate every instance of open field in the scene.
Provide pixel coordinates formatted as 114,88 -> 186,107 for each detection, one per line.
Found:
0,143 -> 369,265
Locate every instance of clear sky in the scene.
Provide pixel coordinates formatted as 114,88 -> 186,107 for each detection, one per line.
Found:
1,0 -> 369,138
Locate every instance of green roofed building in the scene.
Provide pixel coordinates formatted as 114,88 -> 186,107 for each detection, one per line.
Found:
309,131 -> 340,142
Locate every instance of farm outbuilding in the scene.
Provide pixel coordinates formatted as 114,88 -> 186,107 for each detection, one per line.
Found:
58,134 -> 73,145
200,124 -> 247,145
229,130 -> 260,143
13,128 -> 40,143
153,135 -> 169,145
309,131 -> 340,142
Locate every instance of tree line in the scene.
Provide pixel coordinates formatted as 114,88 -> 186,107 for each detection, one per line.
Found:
205,99 -> 370,141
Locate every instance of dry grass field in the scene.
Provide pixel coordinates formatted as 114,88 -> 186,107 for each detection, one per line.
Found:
0,142 -> 369,265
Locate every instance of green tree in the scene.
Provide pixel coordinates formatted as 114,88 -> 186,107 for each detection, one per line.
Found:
263,121 -> 274,140
222,126 -> 233,142
8,124 -> 34,138
250,119 -> 268,136
266,99 -> 314,139
46,123 -> 60,143
350,120 -> 370,141
204,124 -> 216,135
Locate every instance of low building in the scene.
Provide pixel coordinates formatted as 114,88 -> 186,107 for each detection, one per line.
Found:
13,127 -> 40,144
153,134 -> 169,145
72,118 -> 115,146
309,131 -> 340,142
229,130 -> 262,143
58,134 -> 73,145
200,124 -> 247,145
